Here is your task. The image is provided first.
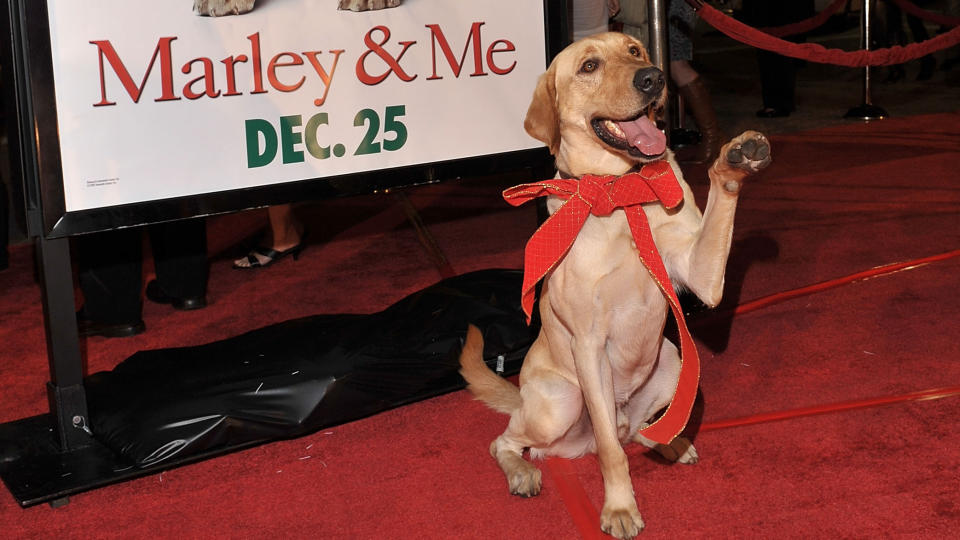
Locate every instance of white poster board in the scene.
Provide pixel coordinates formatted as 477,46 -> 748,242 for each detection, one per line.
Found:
46,0 -> 546,212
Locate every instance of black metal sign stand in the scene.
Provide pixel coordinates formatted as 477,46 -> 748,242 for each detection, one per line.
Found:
0,233 -> 138,508
0,2 -> 147,493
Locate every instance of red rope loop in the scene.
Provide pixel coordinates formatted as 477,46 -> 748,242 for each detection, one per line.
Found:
762,0 -> 848,38
887,0 -> 960,27
693,2 -> 960,67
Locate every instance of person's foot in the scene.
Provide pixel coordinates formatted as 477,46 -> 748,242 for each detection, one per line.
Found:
232,232 -> 307,269
76,309 -> 146,338
145,280 -> 207,310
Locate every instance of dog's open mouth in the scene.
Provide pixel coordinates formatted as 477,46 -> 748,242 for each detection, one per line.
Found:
592,112 -> 666,158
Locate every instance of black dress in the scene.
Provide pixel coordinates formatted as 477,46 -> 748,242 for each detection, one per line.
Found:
742,0 -> 816,113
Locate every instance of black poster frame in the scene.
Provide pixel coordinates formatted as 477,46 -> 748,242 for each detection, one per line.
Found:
7,0 -> 568,239
0,0 -> 569,508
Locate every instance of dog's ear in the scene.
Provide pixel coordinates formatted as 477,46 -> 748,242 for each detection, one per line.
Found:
524,64 -> 560,155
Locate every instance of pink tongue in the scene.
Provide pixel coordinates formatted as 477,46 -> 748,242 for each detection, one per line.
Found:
617,116 -> 666,156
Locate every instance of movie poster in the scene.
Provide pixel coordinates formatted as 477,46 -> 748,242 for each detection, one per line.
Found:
46,0 -> 546,212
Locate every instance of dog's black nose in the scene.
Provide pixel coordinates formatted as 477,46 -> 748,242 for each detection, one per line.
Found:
633,67 -> 665,96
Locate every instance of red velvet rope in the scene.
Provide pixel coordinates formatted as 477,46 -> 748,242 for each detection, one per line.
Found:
762,0 -> 848,38
694,2 -> 960,66
887,0 -> 960,27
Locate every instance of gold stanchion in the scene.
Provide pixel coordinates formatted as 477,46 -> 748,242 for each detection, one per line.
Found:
649,0 -> 671,144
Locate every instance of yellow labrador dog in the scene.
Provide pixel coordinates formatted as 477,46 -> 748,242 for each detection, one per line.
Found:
460,32 -> 770,538
193,0 -> 400,16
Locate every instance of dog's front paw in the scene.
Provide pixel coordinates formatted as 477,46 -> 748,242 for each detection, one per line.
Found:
726,131 -> 771,173
711,131 -> 772,194
194,0 -> 255,16
601,505 -> 645,539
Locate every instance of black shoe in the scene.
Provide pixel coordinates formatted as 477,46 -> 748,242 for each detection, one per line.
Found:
232,231 -> 308,270
755,107 -> 791,118
76,311 -> 146,338
916,57 -> 935,81
145,280 -> 207,311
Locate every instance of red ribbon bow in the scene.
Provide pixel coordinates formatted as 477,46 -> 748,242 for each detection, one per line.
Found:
503,160 -> 699,445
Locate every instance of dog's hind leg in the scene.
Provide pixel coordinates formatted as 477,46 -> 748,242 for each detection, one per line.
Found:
490,368 -> 584,497
628,339 -> 699,464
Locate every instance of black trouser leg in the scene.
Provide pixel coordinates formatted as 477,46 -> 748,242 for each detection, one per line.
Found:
76,227 -> 143,323
0,178 -> 9,269
745,0 -> 813,111
149,218 -> 208,299
757,50 -> 797,111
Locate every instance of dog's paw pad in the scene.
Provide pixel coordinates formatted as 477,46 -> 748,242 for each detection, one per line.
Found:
726,132 -> 772,173
601,507 -> 645,539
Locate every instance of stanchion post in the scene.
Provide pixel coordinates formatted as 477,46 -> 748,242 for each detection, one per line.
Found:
649,0 -> 670,144
845,0 -> 888,120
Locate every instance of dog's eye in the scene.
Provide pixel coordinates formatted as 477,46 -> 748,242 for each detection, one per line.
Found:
580,60 -> 599,73
629,46 -> 641,57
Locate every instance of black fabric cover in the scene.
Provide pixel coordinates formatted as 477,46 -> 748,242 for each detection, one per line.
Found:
84,269 -> 537,468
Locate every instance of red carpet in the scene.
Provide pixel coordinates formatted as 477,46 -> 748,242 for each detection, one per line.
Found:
1,113 -> 958,537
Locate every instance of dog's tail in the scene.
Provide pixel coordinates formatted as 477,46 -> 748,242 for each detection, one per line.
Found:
459,325 -> 521,415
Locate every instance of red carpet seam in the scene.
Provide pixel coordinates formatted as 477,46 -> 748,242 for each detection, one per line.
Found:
699,385 -> 960,432
691,248 -> 960,327
732,248 -> 960,316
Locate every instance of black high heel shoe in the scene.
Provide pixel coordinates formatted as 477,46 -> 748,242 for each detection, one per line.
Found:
233,232 -> 307,269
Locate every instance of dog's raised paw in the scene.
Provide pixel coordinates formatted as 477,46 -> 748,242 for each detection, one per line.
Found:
725,131 -> 771,174
601,506 -> 645,539
712,130 -> 772,193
